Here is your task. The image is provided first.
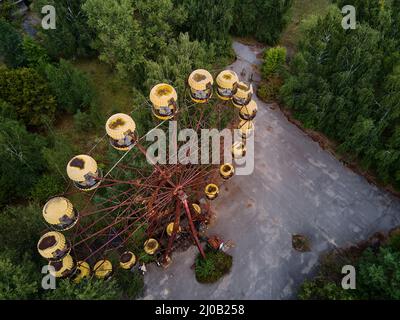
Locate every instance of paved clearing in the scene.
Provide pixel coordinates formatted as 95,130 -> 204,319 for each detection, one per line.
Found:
142,41 -> 400,300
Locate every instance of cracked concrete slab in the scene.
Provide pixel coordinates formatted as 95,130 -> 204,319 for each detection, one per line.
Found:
142,41 -> 400,300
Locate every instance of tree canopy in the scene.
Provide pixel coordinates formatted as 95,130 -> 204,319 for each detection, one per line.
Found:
281,5 -> 400,189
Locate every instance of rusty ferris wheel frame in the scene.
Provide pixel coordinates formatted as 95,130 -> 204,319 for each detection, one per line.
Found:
38,68 -> 256,279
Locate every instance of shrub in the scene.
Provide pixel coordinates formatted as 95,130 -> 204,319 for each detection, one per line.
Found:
73,109 -> 96,133
22,37 -> 50,68
44,60 -> 94,114
356,247 -> 400,299
262,46 -> 287,78
0,99 -> 17,120
115,269 -> 144,299
44,278 -> 122,300
0,19 -> 25,68
298,279 -> 353,300
0,252 -> 39,300
195,249 -> 233,283
0,117 -> 47,206
42,134 -> 75,178
298,229 -> 400,300
0,68 -> 57,127
0,1 -> 14,22
0,203 -> 43,256
257,75 -> 284,103
30,174 -> 65,204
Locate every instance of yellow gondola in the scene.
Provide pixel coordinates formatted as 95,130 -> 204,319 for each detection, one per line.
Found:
188,69 -> 214,103
220,163 -> 235,180
72,261 -> 91,283
150,83 -> 178,120
239,99 -> 258,121
166,222 -> 182,236
232,81 -> 253,108
192,203 -> 202,215
205,183 -> 219,200
48,254 -> 75,278
119,251 -> 137,270
66,155 -> 102,191
42,197 -> 79,231
37,231 -> 70,261
94,260 -> 113,280
106,113 -> 137,151
216,70 -> 239,100
144,238 -> 159,255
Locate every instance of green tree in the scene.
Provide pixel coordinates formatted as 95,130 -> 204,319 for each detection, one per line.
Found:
0,18 -> 25,68
44,60 -> 94,114
34,0 -> 95,59
262,46 -> 287,78
83,0 -> 184,82
0,118 -> 47,206
176,0 -> 234,55
280,6 -> 400,188
0,68 -> 57,127
144,33 -> 214,93
22,37 -> 50,68
0,203 -> 43,259
44,279 -> 122,300
231,0 -> 293,44
0,252 -> 39,300
0,0 -> 14,22
82,0 -> 145,80
357,247 -> 400,299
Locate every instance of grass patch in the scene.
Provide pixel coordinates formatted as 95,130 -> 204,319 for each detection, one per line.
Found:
280,0 -> 331,54
195,249 -> 233,284
72,59 -> 133,116
53,58 -> 134,152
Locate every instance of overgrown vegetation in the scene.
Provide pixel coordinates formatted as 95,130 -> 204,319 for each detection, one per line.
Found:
299,228 -> 400,300
257,46 -> 287,103
195,249 -> 233,284
281,2 -> 400,190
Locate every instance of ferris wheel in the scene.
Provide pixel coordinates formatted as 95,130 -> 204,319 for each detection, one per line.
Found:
36,68 -> 258,282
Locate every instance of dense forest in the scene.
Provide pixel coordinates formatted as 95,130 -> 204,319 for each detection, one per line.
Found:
0,0 -> 292,299
281,0 -> 400,190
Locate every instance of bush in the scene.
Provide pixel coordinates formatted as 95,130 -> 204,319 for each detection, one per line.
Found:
298,279 -> 353,300
30,174 -> 65,204
0,252 -> 39,300
0,203 -> 43,256
262,46 -> 287,78
298,228 -> 400,300
73,109 -> 96,133
42,134 -> 75,178
44,278 -> 122,300
0,19 -> 25,68
115,269 -> 144,299
0,68 -> 57,127
231,0 -> 293,44
195,249 -> 232,284
0,117 -> 47,206
22,37 -> 50,68
44,60 -> 94,114
257,75 -> 284,103
0,99 -> 17,120
356,247 -> 400,299
0,1 -> 14,22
